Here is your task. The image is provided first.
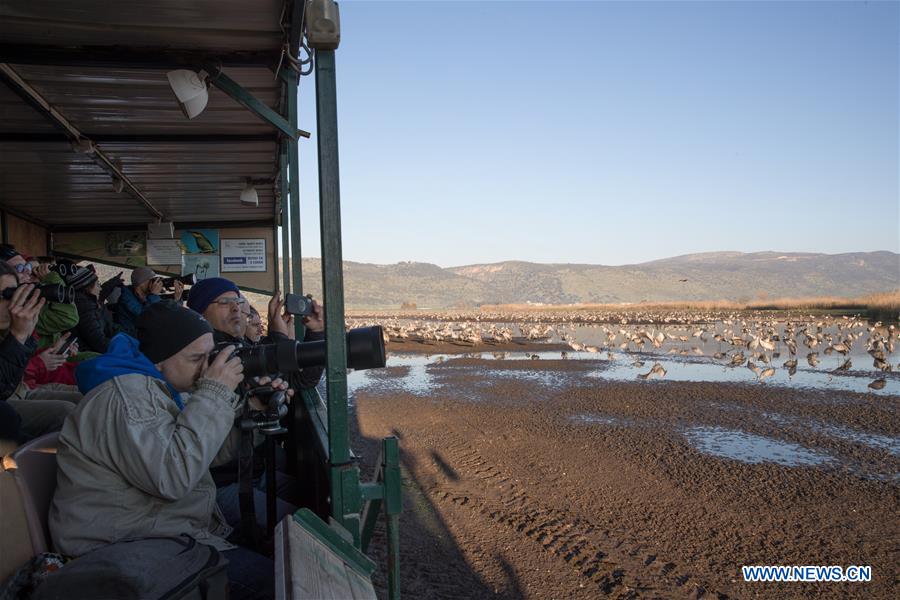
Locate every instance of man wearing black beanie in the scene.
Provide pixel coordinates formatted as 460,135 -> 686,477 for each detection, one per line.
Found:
50,302 -> 279,598
187,278 -> 322,532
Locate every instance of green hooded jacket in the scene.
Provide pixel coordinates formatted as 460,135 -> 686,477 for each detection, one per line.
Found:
35,271 -> 80,349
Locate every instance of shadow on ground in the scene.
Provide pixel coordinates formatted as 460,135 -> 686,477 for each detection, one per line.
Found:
351,406 -> 520,599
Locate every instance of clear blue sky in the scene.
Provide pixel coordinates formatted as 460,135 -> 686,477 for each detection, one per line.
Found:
293,0 -> 899,267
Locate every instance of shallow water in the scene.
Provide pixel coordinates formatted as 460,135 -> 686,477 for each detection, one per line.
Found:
347,350 -> 899,397
762,412 -> 900,457
346,353 -> 898,479
587,355 -> 900,395
683,426 -> 833,467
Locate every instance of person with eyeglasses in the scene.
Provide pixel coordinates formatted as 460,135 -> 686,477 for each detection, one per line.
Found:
0,245 -> 80,352
0,261 -> 77,440
186,277 -> 325,533
244,305 -> 263,345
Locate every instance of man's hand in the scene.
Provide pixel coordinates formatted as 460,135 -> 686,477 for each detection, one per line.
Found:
247,376 -> 294,411
149,278 -> 164,296
203,345 -> 244,391
172,280 -> 185,302
8,284 -> 45,344
303,299 -> 324,333
267,292 -> 290,337
38,333 -> 71,372
33,264 -> 51,281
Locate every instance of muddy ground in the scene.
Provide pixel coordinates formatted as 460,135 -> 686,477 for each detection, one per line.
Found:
353,342 -> 899,599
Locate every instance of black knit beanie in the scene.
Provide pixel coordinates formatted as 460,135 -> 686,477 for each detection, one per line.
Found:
59,261 -> 98,290
137,301 -> 214,363
0,244 -> 20,262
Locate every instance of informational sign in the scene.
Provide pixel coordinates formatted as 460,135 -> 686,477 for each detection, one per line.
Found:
179,228 -> 219,254
182,254 -> 219,281
105,231 -> 147,267
146,239 -> 183,265
221,238 -> 266,272
105,232 -> 146,257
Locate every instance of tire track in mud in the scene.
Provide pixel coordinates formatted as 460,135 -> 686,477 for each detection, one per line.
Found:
426,431 -> 727,599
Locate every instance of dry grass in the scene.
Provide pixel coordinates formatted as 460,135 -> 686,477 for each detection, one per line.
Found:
479,290 -> 900,313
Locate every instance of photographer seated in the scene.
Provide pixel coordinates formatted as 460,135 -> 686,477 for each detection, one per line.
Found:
63,261 -> 122,354
0,245 -> 79,351
186,279 -> 324,527
0,253 -> 85,394
0,262 -> 76,438
112,266 -> 177,336
51,303 -> 281,599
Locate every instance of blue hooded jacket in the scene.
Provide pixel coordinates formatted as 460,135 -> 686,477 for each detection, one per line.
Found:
75,333 -> 184,410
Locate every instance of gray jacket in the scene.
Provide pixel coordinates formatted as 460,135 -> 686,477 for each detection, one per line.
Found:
49,373 -> 241,556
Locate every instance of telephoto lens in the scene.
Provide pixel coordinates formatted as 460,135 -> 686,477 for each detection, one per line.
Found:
161,274 -> 196,289
212,326 -> 387,379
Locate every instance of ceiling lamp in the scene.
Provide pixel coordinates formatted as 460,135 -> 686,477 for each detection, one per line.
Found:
166,69 -> 209,119
240,179 -> 259,206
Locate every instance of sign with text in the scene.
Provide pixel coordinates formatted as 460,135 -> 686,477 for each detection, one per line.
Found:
146,238 -> 183,265
221,238 -> 266,272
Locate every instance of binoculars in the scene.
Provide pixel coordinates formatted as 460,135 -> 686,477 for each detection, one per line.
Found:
1,283 -> 74,304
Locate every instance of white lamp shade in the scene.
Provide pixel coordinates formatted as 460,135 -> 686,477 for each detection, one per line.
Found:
240,183 -> 259,206
166,69 -> 209,119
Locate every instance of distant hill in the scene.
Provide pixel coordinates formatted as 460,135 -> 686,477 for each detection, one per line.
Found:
296,251 -> 899,309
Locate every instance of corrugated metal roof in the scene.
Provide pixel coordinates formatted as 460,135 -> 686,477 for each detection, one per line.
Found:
0,1 -> 295,228
9,66 -> 281,135
0,0 -> 284,52
0,140 -> 277,225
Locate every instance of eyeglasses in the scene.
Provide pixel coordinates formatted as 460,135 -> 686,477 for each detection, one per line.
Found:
14,263 -> 32,274
212,297 -> 246,308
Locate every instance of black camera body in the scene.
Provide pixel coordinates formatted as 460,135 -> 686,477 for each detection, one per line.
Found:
238,387 -> 288,435
212,326 -> 385,435
161,274 -> 196,289
1,283 -> 74,304
284,293 -> 314,316
208,325 -> 386,379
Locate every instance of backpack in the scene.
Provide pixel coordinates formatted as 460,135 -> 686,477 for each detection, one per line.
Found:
32,535 -> 228,600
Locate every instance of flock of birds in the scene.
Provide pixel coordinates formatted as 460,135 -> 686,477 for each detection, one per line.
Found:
348,310 -> 898,391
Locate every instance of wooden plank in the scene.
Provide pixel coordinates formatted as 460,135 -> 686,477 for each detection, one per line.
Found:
277,515 -> 375,600
7,213 -> 47,255
345,563 -> 375,600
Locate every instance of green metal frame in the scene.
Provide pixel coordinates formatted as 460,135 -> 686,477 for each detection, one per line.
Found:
278,23 -> 402,600
208,69 -> 310,140
360,437 -> 402,598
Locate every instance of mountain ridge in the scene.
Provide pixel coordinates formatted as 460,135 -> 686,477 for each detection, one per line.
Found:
297,251 -> 899,308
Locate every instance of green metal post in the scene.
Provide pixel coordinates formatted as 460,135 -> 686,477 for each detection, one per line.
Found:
315,50 -> 351,525
279,140 -> 290,293
272,221 -> 280,293
286,70 -> 305,340
383,437 -> 402,600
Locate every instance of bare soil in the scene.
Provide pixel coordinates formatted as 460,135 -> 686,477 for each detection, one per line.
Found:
353,342 -> 899,599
